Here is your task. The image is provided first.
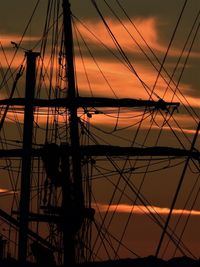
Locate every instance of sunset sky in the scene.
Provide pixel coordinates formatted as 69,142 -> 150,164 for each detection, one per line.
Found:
0,0 -> 200,261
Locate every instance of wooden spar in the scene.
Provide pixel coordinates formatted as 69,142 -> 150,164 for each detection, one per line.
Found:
0,145 -> 199,159
0,96 -> 180,109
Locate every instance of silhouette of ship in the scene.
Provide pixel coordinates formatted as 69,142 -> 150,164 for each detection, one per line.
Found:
0,0 -> 200,266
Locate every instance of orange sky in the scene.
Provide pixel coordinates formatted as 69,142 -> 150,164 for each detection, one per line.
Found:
0,0 -> 200,261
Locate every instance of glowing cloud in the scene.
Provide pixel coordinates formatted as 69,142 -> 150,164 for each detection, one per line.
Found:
96,203 -> 200,216
0,33 -> 39,47
75,17 -> 158,54
75,17 -> 200,59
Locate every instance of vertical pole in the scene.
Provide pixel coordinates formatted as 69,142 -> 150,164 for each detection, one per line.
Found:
18,51 -> 39,263
62,0 -> 84,266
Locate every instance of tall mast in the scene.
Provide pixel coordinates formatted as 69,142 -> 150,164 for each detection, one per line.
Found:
18,51 -> 39,263
62,0 -> 84,266
62,0 -> 83,200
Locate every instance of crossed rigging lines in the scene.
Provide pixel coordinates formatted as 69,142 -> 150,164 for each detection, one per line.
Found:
84,0 -> 200,259
0,0 -> 200,261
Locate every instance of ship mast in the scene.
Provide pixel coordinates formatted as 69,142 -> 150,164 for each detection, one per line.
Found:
62,0 -> 84,266
18,52 -> 39,263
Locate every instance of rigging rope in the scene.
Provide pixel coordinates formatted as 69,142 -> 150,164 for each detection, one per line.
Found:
116,0 -> 200,123
155,122 -> 200,257
91,0 -> 160,100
